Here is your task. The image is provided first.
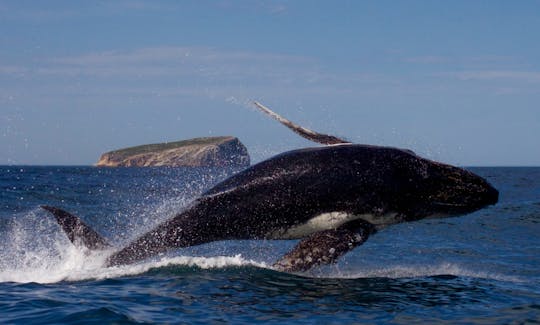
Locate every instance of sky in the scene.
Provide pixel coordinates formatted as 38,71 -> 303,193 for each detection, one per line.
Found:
1,0 -> 539,166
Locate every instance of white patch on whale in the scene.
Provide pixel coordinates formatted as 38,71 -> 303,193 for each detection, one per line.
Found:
270,211 -> 403,239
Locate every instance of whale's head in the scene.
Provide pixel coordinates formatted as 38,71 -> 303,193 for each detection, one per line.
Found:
393,151 -> 499,220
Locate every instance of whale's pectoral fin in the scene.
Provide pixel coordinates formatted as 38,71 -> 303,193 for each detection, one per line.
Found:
273,220 -> 375,273
41,205 -> 111,250
253,101 -> 351,145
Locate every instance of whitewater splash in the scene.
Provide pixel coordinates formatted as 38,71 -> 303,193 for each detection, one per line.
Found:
0,208 -> 522,284
0,209 -> 267,283
0,250 -> 266,284
1,244 -> 521,284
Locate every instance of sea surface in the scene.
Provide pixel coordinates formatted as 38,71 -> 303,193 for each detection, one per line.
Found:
0,166 -> 539,324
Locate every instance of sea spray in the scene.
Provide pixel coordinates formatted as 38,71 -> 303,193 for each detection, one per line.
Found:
0,208 -> 268,284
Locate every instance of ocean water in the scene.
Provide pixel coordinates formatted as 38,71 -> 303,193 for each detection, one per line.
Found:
0,166 -> 539,324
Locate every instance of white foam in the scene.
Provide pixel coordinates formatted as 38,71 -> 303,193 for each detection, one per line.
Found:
0,248 -> 267,284
0,210 -> 523,284
81,254 -> 267,282
0,208 -> 267,284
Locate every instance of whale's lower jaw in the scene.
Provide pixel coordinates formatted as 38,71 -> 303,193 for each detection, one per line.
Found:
268,211 -> 403,240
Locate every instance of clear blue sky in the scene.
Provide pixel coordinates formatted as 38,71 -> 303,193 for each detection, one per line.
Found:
1,0 -> 539,166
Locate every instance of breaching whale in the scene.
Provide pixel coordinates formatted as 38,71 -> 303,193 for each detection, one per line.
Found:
42,102 -> 498,272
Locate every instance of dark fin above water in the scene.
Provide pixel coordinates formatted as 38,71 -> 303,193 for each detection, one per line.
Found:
41,205 -> 111,250
273,219 -> 375,273
253,101 -> 351,145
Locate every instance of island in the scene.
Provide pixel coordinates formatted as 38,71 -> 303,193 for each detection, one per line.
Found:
96,136 -> 250,167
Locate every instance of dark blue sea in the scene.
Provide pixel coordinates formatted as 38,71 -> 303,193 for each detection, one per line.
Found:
0,166 -> 539,324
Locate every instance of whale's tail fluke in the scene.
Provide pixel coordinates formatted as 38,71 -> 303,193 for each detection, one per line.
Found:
41,206 -> 111,250
253,101 -> 351,145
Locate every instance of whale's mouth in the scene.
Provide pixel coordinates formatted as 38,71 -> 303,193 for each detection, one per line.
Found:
428,201 -> 472,216
430,190 -> 498,214
432,201 -> 468,207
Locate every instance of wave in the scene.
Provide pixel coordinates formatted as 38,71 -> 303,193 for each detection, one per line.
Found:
0,242 -> 522,284
313,263 -> 525,283
0,209 -> 524,285
0,247 -> 267,284
0,207 -> 266,284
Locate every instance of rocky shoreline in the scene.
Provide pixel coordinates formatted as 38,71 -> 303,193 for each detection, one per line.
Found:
96,136 -> 250,167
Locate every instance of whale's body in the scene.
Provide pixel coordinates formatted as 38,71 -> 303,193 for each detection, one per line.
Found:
42,103 -> 498,272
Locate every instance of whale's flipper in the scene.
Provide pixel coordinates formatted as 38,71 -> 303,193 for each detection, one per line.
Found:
253,101 -> 351,145
41,206 -> 111,250
273,219 -> 375,273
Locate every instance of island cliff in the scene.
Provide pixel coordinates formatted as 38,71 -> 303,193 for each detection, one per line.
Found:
96,136 -> 250,167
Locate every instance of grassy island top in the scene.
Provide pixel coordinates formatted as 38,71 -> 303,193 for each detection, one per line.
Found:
105,136 -> 235,160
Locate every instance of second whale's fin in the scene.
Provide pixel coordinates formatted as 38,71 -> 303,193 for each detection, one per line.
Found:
41,205 -> 111,250
253,101 -> 351,145
273,219 -> 375,273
